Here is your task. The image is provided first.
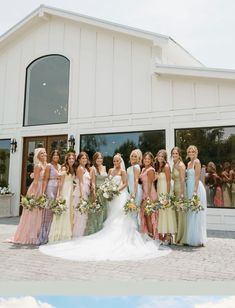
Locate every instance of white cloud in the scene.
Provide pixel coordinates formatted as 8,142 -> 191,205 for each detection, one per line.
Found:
195,296 -> 235,308
0,297 -> 54,308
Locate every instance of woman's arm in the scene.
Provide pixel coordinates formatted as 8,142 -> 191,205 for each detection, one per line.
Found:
42,164 -> 50,194
28,165 -> 41,196
179,163 -> 186,197
90,166 -> 96,201
119,170 -> 128,191
77,166 -> 84,199
132,166 -> 140,198
57,167 -> 66,198
193,159 -> 201,194
164,164 -> 171,194
147,169 -> 155,200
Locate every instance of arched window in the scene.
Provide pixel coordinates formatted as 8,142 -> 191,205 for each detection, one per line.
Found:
23,55 -> 70,126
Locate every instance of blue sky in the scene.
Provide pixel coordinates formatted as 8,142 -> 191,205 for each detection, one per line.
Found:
1,296 -> 234,308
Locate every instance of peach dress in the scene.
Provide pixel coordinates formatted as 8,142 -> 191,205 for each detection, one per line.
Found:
12,165 -> 45,244
140,166 -> 158,239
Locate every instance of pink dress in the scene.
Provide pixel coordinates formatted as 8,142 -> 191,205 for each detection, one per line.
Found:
140,167 -> 158,239
72,168 -> 91,237
11,165 -> 45,244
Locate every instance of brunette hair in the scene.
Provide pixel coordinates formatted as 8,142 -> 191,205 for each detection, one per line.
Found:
143,152 -> 154,167
92,152 -> 104,174
62,152 -> 76,175
223,162 -> 231,171
49,150 -> 61,162
155,149 -> 168,173
76,151 -> 90,172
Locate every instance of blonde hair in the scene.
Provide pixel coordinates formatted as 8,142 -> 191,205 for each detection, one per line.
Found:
186,145 -> 198,159
33,148 -> 46,166
130,149 -> 142,165
113,153 -> 122,162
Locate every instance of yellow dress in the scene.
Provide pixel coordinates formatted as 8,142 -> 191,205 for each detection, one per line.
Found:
157,172 -> 177,234
48,173 -> 74,242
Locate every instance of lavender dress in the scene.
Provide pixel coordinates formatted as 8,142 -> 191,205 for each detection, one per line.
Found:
37,164 -> 60,245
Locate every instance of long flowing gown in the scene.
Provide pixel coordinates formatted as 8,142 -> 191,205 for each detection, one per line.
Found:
139,167 -> 158,239
72,169 -> 91,238
157,172 -> 177,235
172,166 -> 187,244
186,166 -> 207,246
48,172 -> 74,242
85,169 -> 108,235
37,164 -> 60,245
39,175 -> 170,261
11,165 -> 45,244
127,164 -> 143,229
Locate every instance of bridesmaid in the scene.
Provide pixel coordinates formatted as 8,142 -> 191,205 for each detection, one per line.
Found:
186,145 -> 207,247
171,147 -> 187,245
11,148 -> 47,244
127,149 -> 143,229
48,152 -> 76,242
222,162 -> 232,207
155,149 -> 177,245
37,150 -> 61,245
73,152 -> 91,238
230,161 -> 235,208
140,152 -> 158,239
85,152 -> 108,235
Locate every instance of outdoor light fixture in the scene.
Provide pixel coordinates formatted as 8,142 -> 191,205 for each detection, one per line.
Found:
68,135 -> 75,150
10,138 -> 17,153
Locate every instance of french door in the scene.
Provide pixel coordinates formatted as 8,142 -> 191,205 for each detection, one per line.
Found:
20,135 -> 68,214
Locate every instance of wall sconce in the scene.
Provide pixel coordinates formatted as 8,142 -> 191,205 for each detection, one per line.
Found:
68,135 -> 75,150
10,138 -> 17,153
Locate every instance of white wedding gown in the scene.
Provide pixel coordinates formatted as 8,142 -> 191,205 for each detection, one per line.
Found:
40,176 -> 171,261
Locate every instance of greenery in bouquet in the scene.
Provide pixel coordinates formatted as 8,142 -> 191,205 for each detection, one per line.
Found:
0,186 -> 13,195
144,198 -> 157,216
20,195 -> 38,210
123,198 -> 140,215
88,199 -> 102,214
50,197 -> 67,215
75,198 -> 90,214
97,178 -> 120,201
155,193 -> 172,210
37,194 -> 49,209
188,194 -> 204,212
170,194 -> 190,212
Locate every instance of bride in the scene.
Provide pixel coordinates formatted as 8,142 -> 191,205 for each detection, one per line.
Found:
40,153 -> 171,261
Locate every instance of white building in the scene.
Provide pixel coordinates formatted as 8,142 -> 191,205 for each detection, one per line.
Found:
0,5 -> 234,230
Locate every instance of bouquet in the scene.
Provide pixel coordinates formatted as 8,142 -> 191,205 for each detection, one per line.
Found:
37,194 -> 49,209
123,198 -> 139,215
20,195 -> 38,210
0,186 -> 13,195
170,194 -> 190,212
188,194 -> 204,212
155,193 -> 172,210
144,199 -> 157,216
75,198 -> 91,214
50,197 -> 67,215
97,178 -> 120,201
88,200 -> 102,214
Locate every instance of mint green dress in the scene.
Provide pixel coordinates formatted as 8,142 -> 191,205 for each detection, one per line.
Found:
85,169 -> 108,235
172,166 -> 187,244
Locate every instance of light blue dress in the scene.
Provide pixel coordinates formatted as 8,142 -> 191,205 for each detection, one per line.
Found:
186,165 -> 207,246
127,164 -> 143,229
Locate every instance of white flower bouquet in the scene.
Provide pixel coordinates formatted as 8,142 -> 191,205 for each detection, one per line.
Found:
188,194 -> 204,212
37,194 -> 49,209
0,186 -> 13,195
155,193 -> 172,210
50,197 -> 67,215
75,198 -> 90,214
97,178 -> 120,201
88,200 -> 102,214
20,195 -> 38,210
123,198 -> 139,215
144,199 -> 157,216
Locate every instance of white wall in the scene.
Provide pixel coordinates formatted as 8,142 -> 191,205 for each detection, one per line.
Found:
0,15 -> 235,229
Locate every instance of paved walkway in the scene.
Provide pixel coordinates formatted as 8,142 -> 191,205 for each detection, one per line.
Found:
1,217 -> 235,282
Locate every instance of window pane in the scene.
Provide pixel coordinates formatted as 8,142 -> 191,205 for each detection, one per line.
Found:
80,130 -> 165,170
24,55 -> 70,126
0,139 -> 11,187
175,126 -> 235,208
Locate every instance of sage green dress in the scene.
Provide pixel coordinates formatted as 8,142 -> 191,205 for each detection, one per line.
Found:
172,166 -> 187,244
85,169 -> 108,235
